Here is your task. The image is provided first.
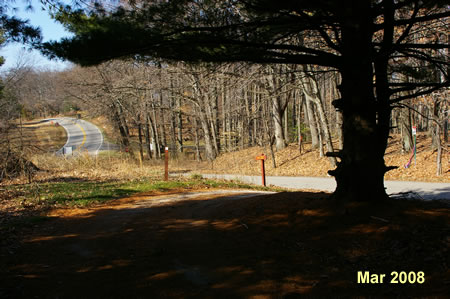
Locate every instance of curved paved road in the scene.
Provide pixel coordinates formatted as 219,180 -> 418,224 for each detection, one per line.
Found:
52,118 -> 103,155
185,173 -> 450,200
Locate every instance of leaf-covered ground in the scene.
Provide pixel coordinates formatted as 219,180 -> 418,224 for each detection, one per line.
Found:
197,134 -> 449,183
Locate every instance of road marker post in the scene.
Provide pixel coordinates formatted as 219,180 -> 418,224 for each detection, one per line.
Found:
63,146 -> 73,156
255,154 -> 267,186
164,147 -> 169,181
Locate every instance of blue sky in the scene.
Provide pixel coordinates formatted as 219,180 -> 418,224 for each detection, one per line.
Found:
0,0 -> 73,70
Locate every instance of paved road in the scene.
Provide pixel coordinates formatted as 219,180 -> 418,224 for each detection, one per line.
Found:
187,173 -> 450,200
51,118 -> 104,155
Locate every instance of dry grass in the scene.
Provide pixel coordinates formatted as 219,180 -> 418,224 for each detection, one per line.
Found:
22,152 -> 201,184
28,153 -> 164,183
1,122 -> 67,182
18,122 -> 67,153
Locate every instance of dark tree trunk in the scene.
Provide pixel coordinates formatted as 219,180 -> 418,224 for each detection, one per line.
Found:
113,103 -> 134,158
329,3 -> 390,202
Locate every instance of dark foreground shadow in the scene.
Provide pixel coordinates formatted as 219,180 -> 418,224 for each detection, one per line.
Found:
1,191 -> 448,298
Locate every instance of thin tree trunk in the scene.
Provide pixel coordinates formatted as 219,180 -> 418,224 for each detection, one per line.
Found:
193,117 -> 201,161
145,112 -> 152,159
297,92 -> 304,153
269,137 -> 276,169
433,101 -> 442,175
151,100 -> 161,158
207,102 -> 220,156
261,98 -> 276,168
400,106 -> 413,153
444,118 -> 448,144
177,97 -> 183,153
284,100 -> 289,144
333,75 -> 344,149
148,113 -> 158,159
305,94 -> 319,148
113,102 -> 134,158
197,106 -> 216,161
169,90 -> 177,156
315,109 -> 324,157
266,69 -> 287,151
272,96 -> 286,150
244,88 -> 253,148
436,123 -> 442,175
300,66 -> 336,166
159,108 -> 167,148
137,117 -> 144,164
336,110 -> 343,150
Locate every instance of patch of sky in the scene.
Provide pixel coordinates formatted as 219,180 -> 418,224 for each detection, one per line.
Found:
0,0 -> 73,71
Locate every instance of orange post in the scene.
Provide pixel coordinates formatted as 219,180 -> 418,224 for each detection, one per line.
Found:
164,147 -> 169,181
255,153 -> 267,186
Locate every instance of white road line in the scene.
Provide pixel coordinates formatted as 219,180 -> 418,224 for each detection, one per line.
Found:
93,120 -> 103,155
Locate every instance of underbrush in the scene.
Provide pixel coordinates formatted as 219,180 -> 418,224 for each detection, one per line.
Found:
0,122 -> 66,182
30,153 -> 164,182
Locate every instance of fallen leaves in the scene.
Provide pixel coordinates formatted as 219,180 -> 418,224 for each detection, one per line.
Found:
202,134 -> 449,182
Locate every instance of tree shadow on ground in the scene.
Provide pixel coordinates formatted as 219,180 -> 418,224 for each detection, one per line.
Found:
277,155 -> 301,168
1,191 -> 449,298
34,177 -> 94,184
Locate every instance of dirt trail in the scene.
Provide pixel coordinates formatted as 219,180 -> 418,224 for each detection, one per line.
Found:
1,189 -> 449,298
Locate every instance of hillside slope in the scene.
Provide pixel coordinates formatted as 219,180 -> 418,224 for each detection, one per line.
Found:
198,134 -> 449,183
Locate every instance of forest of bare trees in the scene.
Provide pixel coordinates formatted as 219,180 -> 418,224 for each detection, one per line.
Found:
2,58 -> 447,175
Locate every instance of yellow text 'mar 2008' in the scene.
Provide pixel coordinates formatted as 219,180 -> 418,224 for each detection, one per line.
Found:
357,271 -> 386,284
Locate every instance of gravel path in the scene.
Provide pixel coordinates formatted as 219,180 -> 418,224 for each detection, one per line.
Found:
187,173 -> 450,200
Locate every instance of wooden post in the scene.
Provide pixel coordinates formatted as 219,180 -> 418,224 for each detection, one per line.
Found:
255,153 -> 267,186
164,147 -> 169,181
